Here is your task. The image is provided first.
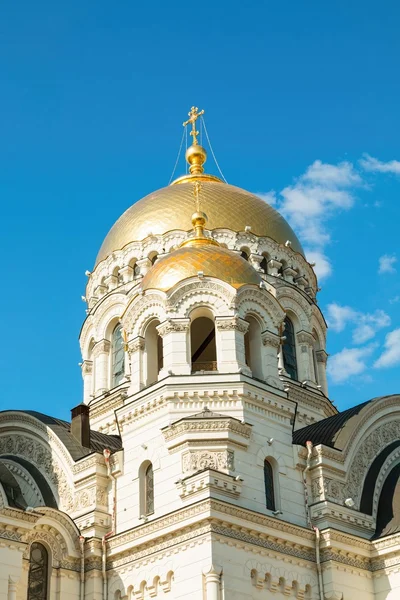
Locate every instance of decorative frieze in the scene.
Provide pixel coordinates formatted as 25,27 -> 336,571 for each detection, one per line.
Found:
261,330 -> 281,349
182,450 -> 234,474
92,339 -> 111,357
156,319 -> 190,337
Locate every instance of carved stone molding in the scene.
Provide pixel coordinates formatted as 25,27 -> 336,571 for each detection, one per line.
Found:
316,349 -> 328,364
296,330 -> 315,346
163,418 -> 251,444
182,450 -> 234,473
81,360 -> 93,375
167,280 -> 235,312
127,336 -> 145,354
92,339 -> 111,357
261,330 -> 281,348
215,316 -> 249,333
247,560 -> 316,598
156,319 -> 190,337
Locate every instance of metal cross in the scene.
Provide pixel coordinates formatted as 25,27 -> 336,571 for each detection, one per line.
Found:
183,106 -> 205,146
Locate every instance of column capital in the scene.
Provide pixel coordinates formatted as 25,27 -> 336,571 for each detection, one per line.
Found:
296,330 -> 315,346
215,316 -> 249,334
202,564 -> 223,577
81,360 -> 93,375
261,330 -> 281,349
92,339 -> 111,357
157,318 -> 190,337
316,349 -> 328,364
127,336 -> 145,354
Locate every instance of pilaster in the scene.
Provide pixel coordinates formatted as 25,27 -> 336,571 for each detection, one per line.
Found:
215,317 -> 249,374
157,319 -> 191,377
92,339 -> 111,396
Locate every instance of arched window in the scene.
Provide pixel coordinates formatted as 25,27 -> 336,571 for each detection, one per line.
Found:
191,316 -> 217,372
240,247 -> 250,261
144,320 -> 163,386
111,325 -> 125,387
27,542 -> 49,600
282,317 -> 298,380
140,462 -> 154,516
264,460 -> 276,511
244,316 -> 263,380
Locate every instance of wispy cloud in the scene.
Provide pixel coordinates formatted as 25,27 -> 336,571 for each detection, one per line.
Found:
269,160 -> 362,280
389,295 -> 400,305
360,154 -> 400,174
378,254 -> 397,274
326,303 -> 390,344
374,328 -> 400,369
327,344 -> 376,384
256,191 -> 277,206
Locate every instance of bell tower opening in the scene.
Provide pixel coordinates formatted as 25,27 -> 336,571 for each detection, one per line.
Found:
190,312 -> 217,373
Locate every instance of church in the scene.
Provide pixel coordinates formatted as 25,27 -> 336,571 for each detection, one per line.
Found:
0,107 -> 399,600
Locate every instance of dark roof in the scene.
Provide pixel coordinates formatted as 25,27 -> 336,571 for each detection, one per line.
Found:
292,396 -> 397,450
1,410 -> 122,461
0,463 -> 27,509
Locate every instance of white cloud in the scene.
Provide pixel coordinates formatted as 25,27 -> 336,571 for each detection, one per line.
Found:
374,328 -> 400,368
326,303 -> 390,343
328,345 -> 376,384
360,154 -> 400,174
378,254 -> 397,274
389,295 -> 400,304
256,191 -> 277,206
326,303 -> 357,332
259,159 -> 362,281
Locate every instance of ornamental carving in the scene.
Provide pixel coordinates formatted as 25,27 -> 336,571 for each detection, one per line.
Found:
92,339 -> 111,356
163,419 -> 251,442
167,280 -> 235,312
81,360 -> 93,375
182,450 -> 234,473
261,331 -> 281,348
157,319 -> 190,336
127,337 -> 145,354
247,561 -> 316,598
316,350 -> 328,364
296,330 -> 315,346
316,419 -> 400,508
0,434 -> 74,511
215,317 -> 249,333
236,288 -> 285,328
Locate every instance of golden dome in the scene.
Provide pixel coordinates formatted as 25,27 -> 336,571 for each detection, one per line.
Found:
95,180 -> 304,265
141,243 -> 263,292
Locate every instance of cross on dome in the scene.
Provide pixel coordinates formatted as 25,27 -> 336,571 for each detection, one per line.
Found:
183,106 -> 205,146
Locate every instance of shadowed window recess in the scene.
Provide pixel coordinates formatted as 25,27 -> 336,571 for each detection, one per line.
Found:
282,317 -> 298,381
112,324 -> 125,387
27,543 -> 49,600
264,460 -> 276,511
145,463 -> 154,515
191,317 -> 217,372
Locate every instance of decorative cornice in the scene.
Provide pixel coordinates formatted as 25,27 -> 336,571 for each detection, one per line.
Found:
156,319 -> 190,337
127,336 -> 145,354
261,330 -> 281,348
92,339 -> 111,356
296,330 -> 315,345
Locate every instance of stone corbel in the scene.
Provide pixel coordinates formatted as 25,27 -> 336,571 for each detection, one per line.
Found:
249,253 -> 264,271
282,266 -> 297,283
324,593 -> 343,600
104,274 -> 119,290
261,330 -> 281,349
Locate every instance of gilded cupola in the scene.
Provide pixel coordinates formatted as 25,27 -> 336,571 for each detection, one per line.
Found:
95,107 -> 304,265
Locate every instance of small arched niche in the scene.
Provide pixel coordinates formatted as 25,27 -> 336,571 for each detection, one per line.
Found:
240,246 -> 250,261
190,309 -> 217,373
244,314 -> 263,380
144,319 -> 163,386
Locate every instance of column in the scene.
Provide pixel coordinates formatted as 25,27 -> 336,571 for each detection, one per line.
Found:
316,349 -> 329,395
81,360 -> 93,404
267,258 -> 282,276
8,577 -> 17,600
92,340 -> 111,396
202,565 -> 222,600
296,331 -> 316,383
136,257 -> 152,277
215,317 -> 249,374
104,274 -> 118,291
157,319 -> 191,377
127,337 -> 145,392
119,265 -> 134,284
282,266 -> 297,283
249,253 -> 263,271
261,331 -> 283,388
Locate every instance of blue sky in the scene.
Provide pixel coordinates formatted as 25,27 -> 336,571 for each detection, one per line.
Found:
0,1 -> 399,420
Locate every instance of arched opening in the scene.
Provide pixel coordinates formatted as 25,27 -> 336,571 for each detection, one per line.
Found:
144,320 -> 163,386
240,246 -> 250,261
374,462 -> 400,538
190,315 -> 217,372
28,542 -> 49,600
111,324 -> 125,388
148,251 -> 158,265
282,316 -> 298,380
244,315 -> 263,380
129,258 -> 140,277
139,461 -> 154,517
264,459 -> 276,511
260,252 -> 269,274
360,441 -> 400,515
